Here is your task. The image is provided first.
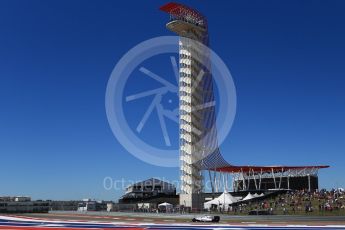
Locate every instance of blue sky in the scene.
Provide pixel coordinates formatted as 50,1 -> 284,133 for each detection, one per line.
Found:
0,0 -> 344,201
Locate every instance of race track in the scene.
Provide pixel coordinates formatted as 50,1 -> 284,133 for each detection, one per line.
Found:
1,214 -> 345,230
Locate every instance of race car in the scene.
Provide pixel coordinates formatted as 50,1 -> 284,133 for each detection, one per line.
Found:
192,215 -> 220,222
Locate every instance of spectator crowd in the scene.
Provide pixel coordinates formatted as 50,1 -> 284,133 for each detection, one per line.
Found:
229,188 -> 345,215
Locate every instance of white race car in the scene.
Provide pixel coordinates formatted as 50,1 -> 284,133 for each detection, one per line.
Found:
192,215 -> 220,222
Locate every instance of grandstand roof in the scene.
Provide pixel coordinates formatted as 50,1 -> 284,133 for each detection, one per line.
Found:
199,148 -> 329,173
214,165 -> 330,173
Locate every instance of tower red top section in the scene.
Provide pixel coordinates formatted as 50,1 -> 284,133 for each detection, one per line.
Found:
160,2 -> 207,29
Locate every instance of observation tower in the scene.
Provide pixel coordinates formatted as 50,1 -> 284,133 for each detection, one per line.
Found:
160,2 -> 214,210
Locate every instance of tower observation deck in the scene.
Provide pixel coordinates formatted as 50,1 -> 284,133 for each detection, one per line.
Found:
160,2 -> 329,211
